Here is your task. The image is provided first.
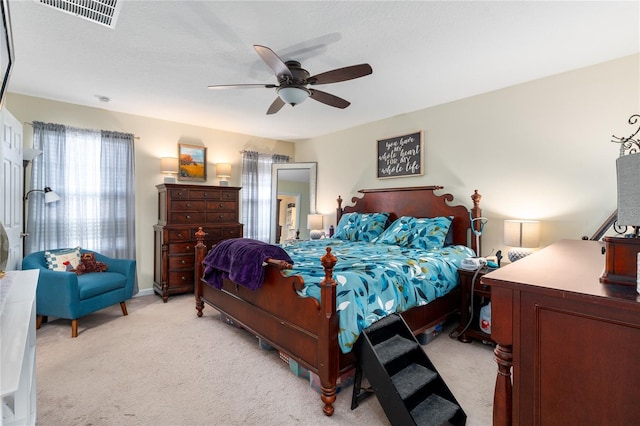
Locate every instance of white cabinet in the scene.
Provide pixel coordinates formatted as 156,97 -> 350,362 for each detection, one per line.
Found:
1,269 -> 38,426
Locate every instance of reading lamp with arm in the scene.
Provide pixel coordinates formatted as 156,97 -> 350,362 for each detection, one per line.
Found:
23,187 -> 61,256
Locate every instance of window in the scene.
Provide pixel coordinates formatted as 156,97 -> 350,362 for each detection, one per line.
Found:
240,151 -> 288,242
26,122 -> 136,258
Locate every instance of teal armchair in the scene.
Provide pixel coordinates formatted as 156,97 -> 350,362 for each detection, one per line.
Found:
22,249 -> 136,337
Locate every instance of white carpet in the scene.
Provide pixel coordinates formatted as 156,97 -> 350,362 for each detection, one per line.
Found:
35,294 -> 494,425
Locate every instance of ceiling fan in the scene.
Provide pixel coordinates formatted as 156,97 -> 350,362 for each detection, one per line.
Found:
208,45 -> 373,115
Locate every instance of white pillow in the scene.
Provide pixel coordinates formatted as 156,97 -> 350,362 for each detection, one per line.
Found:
44,247 -> 82,272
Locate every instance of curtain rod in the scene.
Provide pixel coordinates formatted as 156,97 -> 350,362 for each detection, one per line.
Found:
239,149 -> 290,157
24,122 -> 140,139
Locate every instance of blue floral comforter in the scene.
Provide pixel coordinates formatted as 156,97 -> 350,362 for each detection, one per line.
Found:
278,239 -> 475,353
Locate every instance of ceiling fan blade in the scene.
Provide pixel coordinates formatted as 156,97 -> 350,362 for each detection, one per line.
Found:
266,97 -> 286,115
308,64 -> 372,85
208,83 -> 276,90
309,89 -> 351,109
254,45 -> 293,79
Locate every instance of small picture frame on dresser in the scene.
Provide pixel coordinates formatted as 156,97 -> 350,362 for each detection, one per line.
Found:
178,143 -> 207,181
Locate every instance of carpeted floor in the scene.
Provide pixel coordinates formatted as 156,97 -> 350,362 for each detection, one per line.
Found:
35,294 -> 495,425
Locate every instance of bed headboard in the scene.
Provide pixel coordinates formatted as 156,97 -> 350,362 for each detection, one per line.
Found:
336,186 -> 482,254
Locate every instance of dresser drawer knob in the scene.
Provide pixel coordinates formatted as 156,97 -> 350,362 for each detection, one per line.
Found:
177,233 -> 182,237
186,246 -> 191,250
181,260 -> 186,265
219,215 -> 224,219
181,276 -> 186,281
219,203 -> 225,207
186,203 -> 191,208
186,215 -> 191,219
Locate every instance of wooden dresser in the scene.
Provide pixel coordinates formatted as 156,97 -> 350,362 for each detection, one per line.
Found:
482,239 -> 640,426
153,184 -> 242,302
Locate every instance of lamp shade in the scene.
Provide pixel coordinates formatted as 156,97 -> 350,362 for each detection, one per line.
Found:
277,87 -> 310,106
43,187 -> 61,203
160,157 -> 178,173
216,163 -> 232,178
307,214 -> 324,240
504,220 -> 540,248
307,214 -> 323,230
616,152 -> 640,227
23,147 -> 42,162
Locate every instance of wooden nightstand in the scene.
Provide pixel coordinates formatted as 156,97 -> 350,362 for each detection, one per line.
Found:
455,267 -> 496,344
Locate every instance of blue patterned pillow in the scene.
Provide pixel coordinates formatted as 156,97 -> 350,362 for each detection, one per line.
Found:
333,212 -> 389,242
333,212 -> 360,241
407,216 -> 453,250
356,212 -> 389,242
374,216 -> 414,246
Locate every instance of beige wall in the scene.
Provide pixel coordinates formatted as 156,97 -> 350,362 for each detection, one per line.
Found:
294,54 -> 640,258
7,93 -> 294,294
7,53 -> 639,290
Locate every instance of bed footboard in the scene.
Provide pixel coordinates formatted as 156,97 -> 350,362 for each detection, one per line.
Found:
194,228 -> 341,416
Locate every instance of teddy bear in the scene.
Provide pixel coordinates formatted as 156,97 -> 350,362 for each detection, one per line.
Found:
72,252 -> 108,275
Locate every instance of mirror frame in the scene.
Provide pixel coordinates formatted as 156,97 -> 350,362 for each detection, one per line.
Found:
270,162 -> 317,243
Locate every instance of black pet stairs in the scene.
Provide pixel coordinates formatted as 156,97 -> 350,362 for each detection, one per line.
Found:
351,314 -> 466,426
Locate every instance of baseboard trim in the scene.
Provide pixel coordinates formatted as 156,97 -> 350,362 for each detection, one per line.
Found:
134,288 -> 155,297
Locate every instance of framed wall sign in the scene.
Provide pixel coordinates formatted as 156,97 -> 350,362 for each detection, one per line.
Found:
178,143 -> 207,181
376,131 -> 424,179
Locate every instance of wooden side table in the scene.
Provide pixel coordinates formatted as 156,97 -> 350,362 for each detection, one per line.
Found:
455,267 -> 495,344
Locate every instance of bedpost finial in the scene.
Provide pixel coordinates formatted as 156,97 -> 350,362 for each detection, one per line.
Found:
321,247 -> 337,274
195,227 -> 206,244
337,195 -> 343,209
471,190 -> 481,207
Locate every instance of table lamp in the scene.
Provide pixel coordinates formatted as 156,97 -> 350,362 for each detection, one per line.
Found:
504,220 -> 540,262
160,157 -> 178,183
216,163 -> 231,186
307,214 -> 324,240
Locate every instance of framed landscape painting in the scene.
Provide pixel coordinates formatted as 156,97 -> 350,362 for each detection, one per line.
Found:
178,143 -> 207,181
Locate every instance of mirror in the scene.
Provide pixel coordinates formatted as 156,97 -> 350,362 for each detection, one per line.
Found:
270,162 -> 317,243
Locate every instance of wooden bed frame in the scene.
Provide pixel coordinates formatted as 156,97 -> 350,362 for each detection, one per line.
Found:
194,186 -> 482,416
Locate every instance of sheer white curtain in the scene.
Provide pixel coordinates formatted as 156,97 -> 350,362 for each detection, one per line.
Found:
26,122 -> 136,258
241,151 -> 288,242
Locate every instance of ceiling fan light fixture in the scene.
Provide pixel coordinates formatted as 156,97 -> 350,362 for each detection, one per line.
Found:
277,87 -> 310,106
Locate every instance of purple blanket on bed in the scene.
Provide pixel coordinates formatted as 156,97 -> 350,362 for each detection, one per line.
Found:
201,238 -> 294,290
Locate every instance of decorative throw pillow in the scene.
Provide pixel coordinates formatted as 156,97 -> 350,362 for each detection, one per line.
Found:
333,212 -> 390,242
407,216 -> 454,250
356,212 -> 389,242
333,212 -> 360,241
44,246 -> 82,272
374,216 -> 415,246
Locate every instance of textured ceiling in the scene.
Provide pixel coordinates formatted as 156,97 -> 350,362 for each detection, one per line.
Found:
7,1 -> 640,142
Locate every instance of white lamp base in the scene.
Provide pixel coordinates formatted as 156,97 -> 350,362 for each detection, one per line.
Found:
309,230 -> 324,240
164,176 -> 176,183
508,247 -> 533,262
218,180 -> 229,186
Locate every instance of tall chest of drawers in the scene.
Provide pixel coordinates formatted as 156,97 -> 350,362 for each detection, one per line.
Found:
153,184 -> 243,302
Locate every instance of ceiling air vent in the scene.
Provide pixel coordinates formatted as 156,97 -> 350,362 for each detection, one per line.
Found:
37,0 -> 122,29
